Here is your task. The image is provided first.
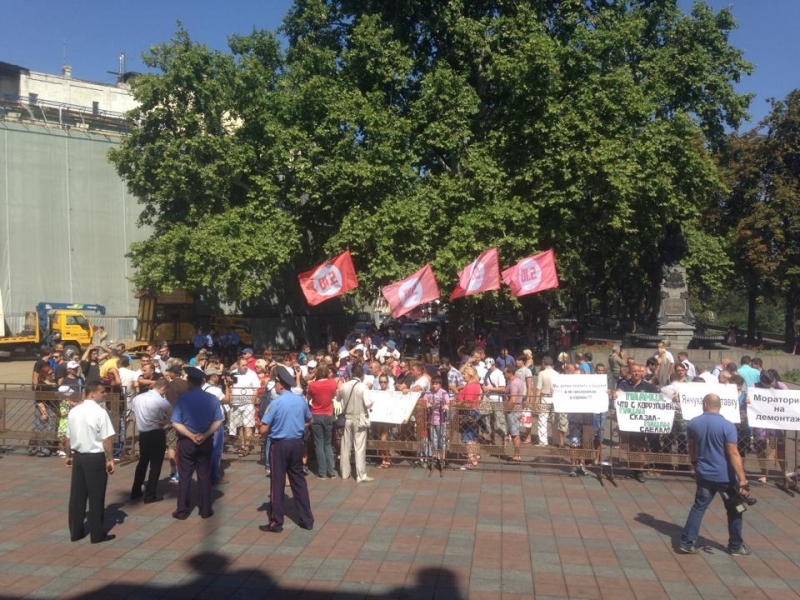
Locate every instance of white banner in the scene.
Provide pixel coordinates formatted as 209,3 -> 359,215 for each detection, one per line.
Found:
674,383 -> 741,423
551,374 -> 609,414
614,391 -> 675,434
365,390 -> 421,424
746,388 -> 800,431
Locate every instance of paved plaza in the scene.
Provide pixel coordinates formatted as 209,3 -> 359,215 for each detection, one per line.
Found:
0,452 -> 798,600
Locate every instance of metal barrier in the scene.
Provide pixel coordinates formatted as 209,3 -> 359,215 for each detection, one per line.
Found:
0,383 -> 129,461
609,407 -> 799,489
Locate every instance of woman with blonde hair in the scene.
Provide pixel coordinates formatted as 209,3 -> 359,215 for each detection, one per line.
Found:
457,365 -> 483,470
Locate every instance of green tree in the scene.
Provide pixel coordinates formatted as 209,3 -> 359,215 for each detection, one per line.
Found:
111,2 -> 751,320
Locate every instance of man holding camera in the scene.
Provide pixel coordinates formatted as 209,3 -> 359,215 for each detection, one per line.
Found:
679,393 -> 751,556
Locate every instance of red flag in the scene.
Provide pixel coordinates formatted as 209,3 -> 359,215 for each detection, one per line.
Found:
501,249 -> 559,297
297,250 -> 359,306
382,264 -> 440,318
450,247 -> 501,301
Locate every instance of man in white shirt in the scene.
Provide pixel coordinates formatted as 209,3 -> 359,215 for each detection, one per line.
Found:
482,358 -> 507,444
535,356 -> 556,447
677,351 -> 697,379
66,381 -> 116,544
229,357 -> 260,456
129,378 -> 171,503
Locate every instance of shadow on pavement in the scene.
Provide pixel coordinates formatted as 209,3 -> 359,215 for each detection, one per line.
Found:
635,512 -> 728,554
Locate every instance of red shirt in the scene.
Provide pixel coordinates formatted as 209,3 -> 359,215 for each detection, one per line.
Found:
307,378 -> 338,415
457,381 -> 482,409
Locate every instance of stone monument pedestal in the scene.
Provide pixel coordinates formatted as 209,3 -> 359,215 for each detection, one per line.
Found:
656,264 -> 695,349
657,321 -> 695,350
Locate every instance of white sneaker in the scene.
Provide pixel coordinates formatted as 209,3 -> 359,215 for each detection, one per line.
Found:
56,451 -> 67,457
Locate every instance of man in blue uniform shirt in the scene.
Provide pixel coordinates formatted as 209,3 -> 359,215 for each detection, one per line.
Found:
170,366 -> 224,520
679,393 -> 750,555
259,365 -> 314,533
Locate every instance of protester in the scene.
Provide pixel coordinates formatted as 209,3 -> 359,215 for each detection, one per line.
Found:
307,363 -> 338,479
337,364 -> 374,483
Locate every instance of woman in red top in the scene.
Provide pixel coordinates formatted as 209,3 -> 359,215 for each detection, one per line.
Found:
457,365 -> 483,469
307,363 -> 339,479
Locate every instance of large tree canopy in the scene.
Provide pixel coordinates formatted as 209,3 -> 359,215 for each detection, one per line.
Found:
110,1 -> 751,317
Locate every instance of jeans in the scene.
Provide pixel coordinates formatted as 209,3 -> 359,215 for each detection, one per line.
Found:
680,477 -> 744,551
311,414 -> 335,477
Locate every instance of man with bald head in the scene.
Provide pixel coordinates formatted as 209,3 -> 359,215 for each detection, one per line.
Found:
679,393 -> 750,556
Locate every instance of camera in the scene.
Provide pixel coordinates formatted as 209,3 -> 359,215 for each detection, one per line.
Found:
720,485 -> 757,513
221,371 -> 239,384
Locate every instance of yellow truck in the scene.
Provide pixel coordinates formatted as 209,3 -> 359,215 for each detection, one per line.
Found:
120,291 -> 252,354
0,302 -> 106,359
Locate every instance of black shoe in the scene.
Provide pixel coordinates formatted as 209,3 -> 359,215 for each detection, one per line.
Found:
90,534 -> 116,544
298,522 -> 314,531
678,544 -> 698,554
302,466 -> 310,476
172,511 -> 189,521
143,496 -> 164,504
130,492 -> 143,501
729,545 -> 751,556
200,511 -> 214,519
259,524 -> 283,533
634,471 -> 646,483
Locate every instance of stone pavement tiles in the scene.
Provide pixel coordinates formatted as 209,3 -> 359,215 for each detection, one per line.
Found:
0,451 -> 798,599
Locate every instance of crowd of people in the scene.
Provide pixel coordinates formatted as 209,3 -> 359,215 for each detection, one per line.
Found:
25,327 -> 791,547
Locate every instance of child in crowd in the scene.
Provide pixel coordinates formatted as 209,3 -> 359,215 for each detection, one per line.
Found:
425,377 -> 450,465
56,385 -> 78,457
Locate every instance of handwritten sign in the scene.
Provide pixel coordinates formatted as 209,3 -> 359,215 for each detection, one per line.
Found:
551,374 -> 609,414
614,391 -> 675,434
365,390 -> 421,424
747,388 -> 800,431
674,383 -> 741,423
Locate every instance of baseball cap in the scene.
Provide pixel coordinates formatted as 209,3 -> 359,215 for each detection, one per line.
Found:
307,360 -> 318,368
66,360 -> 80,370
204,367 -> 222,376
57,385 -> 74,396
241,347 -> 254,355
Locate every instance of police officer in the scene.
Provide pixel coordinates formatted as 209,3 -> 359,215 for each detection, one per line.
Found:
170,367 -> 224,520
66,380 -> 116,543
258,365 -> 314,533
679,393 -> 751,555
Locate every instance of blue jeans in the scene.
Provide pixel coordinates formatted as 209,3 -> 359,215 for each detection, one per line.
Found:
680,478 -> 744,551
211,427 -> 224,483
311,414 -> 335,477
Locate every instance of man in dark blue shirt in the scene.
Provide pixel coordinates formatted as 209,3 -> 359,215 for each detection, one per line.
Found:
679,393 -> 750,555
259,366 -> 313,533
170,367 -> 224,520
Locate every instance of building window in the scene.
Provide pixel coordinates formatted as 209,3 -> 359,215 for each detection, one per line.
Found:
28,93 -> 38,105
92,101 -> 99,115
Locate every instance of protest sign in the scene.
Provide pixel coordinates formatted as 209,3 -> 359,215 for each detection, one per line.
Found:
365,390 -> 421,424
551,374 -> 609,414
674,383 -> 741,423
614,391 -> 676,434
746,388 -> 800,431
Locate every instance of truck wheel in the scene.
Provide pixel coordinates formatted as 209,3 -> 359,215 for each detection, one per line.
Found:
64,344 -> 80,360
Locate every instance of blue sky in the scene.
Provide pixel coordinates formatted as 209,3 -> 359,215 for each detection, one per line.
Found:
1,0 -> 796,130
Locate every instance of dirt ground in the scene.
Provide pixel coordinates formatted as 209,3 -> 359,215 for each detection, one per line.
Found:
0,359 -> 36,385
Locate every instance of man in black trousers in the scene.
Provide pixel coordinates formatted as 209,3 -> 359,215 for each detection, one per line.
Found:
170,367 -> 224,520
66,380 -> 116,543
259,365 -> 314,533
129,377 -> 171,503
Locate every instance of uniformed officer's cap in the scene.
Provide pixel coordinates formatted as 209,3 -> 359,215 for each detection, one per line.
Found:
184,366 -> 207,381
275,365 -> 295,388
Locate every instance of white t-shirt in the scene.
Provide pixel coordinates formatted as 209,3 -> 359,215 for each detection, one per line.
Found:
516,366 -> 533,397
231,368 -> 260,406
68,400 -> 115,453
118,367 -> 138,399
412,375 -> 430,394
484,368 -> 506,402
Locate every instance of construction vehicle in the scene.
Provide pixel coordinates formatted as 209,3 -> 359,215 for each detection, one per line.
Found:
0,301 -> 106,358
120,290 -> 252,354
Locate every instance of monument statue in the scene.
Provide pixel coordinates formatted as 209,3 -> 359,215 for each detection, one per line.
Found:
656,223 -> 695,348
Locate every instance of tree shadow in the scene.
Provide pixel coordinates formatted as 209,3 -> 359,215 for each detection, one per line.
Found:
634,512 -> 728,554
